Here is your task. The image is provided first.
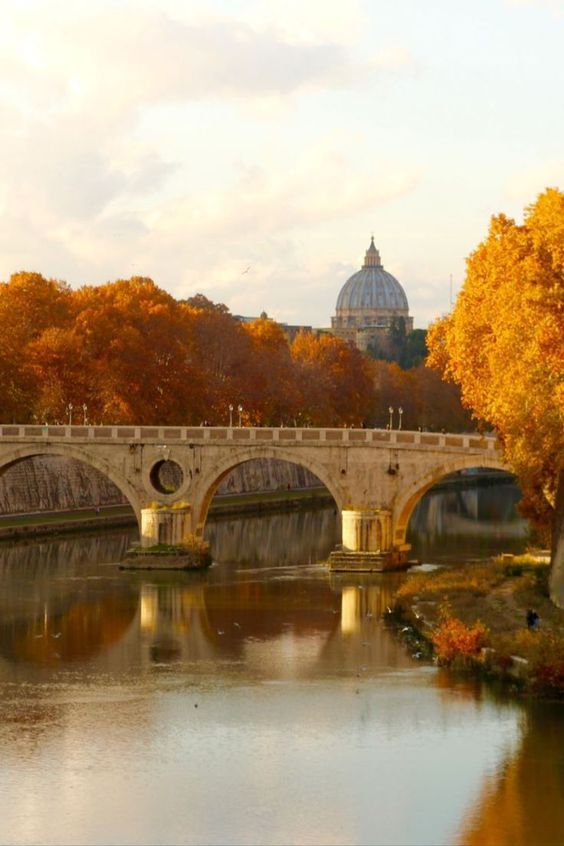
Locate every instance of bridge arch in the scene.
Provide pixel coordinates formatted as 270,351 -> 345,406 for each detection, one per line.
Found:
392,455 -> 508,549
0,444 -> 143,527
191,447 -> 345,536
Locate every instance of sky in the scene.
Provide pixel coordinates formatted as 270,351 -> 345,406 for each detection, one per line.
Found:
0,0 -> 563,329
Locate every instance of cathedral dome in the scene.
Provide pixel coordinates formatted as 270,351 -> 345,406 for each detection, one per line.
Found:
336,237 -> 409,312
331,237 -> 413,349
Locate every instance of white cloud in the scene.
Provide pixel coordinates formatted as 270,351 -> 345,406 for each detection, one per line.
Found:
505,160 -> 564,205
1,2 -> 405,126
0,0 -> 420,312
244,0 -> 365,45
506,0 -> 563,13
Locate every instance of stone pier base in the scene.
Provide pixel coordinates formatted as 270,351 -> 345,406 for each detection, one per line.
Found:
330,507 -> 410,571
328,548 -> 410,572
121,504 -> 211,570
140,505 -> 192,548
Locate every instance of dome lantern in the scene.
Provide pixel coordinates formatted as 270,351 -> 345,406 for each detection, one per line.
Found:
363,236 -> 382,268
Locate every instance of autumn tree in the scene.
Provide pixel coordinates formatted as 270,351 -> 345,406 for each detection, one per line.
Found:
369,360 -> 472,431
427,189 -> 564,584
242,318 -> 300,425
31,278 -> 206,425
0,272 -> 73,421
179,296 -> 252,423
291,332 -> 375,426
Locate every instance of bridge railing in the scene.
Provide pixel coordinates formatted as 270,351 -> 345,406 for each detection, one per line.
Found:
0,424 -> 500,452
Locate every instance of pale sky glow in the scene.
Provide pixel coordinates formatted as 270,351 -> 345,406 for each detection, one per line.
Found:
1,0 -> 563,328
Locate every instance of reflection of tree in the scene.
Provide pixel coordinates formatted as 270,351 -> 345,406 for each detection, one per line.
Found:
0,592 -> 138,665
458,703 -> 564,846
204,578 -> 339,645
0,532 -> 137,665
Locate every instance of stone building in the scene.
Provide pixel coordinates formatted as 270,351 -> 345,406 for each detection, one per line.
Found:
331,237 -> 413,351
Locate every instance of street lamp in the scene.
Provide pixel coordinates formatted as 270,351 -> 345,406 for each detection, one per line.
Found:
82,404 -> 88,425
67,403 -> 73,425
229,404 -> 233,427
388,406 -> 393,430
398,407 -> 403,430
238,405 -> 243,427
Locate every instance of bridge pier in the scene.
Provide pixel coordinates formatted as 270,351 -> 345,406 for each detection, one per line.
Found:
329,507 -> 410,572
122,504 -> 210,570
140,505 -> 192,548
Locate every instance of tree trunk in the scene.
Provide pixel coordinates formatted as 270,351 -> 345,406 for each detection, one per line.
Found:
549,467 -> 564,608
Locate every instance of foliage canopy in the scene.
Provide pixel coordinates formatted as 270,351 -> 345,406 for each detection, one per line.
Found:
427,188 -> 564,558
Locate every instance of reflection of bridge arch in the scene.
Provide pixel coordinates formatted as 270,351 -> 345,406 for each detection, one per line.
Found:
392,457 -> 507,548
193,448 -> 343,534
0,444 -> 142,525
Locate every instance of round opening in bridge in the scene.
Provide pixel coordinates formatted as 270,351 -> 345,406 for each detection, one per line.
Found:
150,460 -> 184,495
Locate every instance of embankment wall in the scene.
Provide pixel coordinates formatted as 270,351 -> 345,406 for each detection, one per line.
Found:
0,456 -> 320,514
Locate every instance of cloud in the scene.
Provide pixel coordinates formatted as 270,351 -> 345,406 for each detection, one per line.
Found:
505,160 -> 564,204
2,3 -> 409,125
151,150 -> 420,242
506,0 -> 563,12
0,0 -> 421,329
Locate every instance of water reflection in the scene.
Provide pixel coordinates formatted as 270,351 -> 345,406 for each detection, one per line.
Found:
0,531 -> 410,679
0,532 -> 137,669
409,476 -> 528,558
459,702 -> 564,846
0,482 -> 531,676
0,494 -> 560,846
205,505 -> 340,566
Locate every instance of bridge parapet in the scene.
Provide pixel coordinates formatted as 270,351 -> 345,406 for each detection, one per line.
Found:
0,424 -> 501,454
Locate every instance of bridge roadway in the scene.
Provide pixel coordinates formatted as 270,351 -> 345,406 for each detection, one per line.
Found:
0,424 -> 505,567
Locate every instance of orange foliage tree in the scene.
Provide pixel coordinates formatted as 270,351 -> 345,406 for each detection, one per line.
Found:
242,318 -> 300,426
27,278 -> 207,425
179,295 -> 253,424
370,360 -> 472,431
291,332 -> 375,427
427,189 -> 564,576
0,272 -> 73,421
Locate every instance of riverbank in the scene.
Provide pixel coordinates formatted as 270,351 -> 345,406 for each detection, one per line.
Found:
391,553 -> 564,699
0,487 -> 333,541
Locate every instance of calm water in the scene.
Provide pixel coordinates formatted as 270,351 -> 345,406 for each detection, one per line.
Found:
0,484 -> 562,846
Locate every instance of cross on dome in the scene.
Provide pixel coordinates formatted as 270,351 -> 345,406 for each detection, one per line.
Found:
363,236 -> 382,268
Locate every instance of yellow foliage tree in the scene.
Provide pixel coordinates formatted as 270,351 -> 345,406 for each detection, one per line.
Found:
427,189 -> 564,586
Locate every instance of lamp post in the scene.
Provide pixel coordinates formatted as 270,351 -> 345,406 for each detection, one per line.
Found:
238,405 -> 243,427
398,407 -> 403,430
82,404 -> 88,425
229,404 -> 233,427
67,403 -> 73,425
388,406 -> 393,430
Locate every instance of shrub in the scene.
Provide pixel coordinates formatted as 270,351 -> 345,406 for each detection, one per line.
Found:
517,632 -> 564,699
431,613 -> 489,666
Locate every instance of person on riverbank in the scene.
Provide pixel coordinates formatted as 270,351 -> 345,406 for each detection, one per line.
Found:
526,608 -> 540,630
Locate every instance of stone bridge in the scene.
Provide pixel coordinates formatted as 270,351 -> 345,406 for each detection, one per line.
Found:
0,424 -> 506,568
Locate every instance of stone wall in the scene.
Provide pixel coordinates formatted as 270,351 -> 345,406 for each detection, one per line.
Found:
0,456 -> 322,514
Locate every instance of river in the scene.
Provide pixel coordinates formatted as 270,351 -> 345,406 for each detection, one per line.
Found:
0,481 -> 562,845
